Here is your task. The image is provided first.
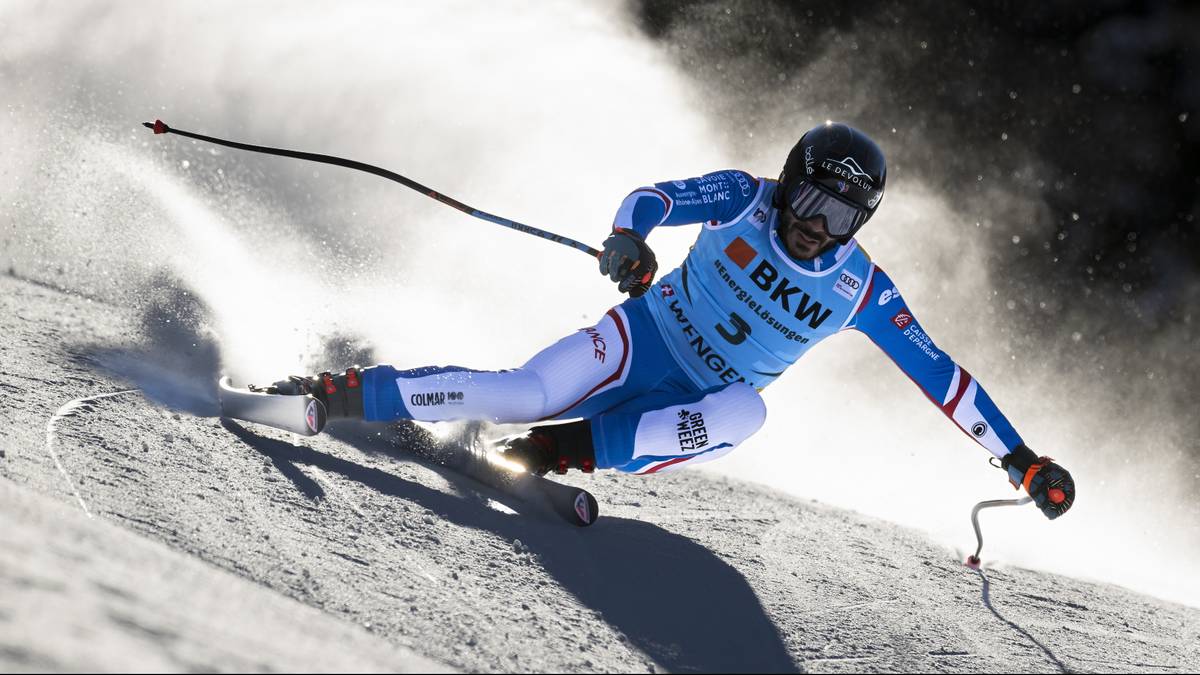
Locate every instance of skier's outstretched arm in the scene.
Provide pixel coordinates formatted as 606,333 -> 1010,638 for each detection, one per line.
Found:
844,265 -> 1075,519
599,170 -> 761,296
612,169 -> 762,236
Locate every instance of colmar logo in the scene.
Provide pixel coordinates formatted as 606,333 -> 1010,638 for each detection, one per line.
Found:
410,391 -> 465,406
971,422 -> 988,438
892,309 -> 913,329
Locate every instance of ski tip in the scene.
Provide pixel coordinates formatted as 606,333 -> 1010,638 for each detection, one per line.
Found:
573,491 -> 599,527
142,119 -> 169,134
306,397 -> 328,435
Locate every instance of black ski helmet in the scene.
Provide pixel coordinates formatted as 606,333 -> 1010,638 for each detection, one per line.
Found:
775,122 -> 887,241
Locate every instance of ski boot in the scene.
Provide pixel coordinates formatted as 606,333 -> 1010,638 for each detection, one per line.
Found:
498,420 -> 596,476
264,367 -> 365,420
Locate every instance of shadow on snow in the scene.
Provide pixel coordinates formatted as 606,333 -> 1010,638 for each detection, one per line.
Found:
222,418 -> 799,674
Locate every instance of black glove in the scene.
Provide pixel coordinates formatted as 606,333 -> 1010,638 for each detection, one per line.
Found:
598,228 -> 658,298
1001,444 -> 1075,520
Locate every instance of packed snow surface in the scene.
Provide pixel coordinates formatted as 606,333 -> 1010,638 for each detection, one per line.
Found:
1,274 -> 1196,672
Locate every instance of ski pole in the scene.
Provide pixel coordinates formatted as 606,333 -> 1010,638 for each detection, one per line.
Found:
964,496 -> 1032,569
141,119 -> 602,259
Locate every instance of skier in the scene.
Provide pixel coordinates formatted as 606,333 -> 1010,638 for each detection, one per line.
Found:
272,122 -> 1074,520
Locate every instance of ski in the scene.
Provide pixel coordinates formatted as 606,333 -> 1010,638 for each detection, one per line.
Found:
218,376 -> 327,436
216,377 -> 598,526
392,422 -> 599,527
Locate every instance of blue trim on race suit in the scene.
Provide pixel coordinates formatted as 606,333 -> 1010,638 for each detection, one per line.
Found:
629,195 -> 668,237
620,170 -> 760,237
359,297 -> 726,472
549,296 -> 736,471
591,384 -> 737,472
360,365 -> 480,422
619,171 -> 1026,458
844,267 -> 1024,454
545,296 -> 695,422
366,169 -> 1028,473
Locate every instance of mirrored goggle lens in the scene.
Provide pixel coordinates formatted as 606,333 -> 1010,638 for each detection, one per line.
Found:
788,182 -> 865,237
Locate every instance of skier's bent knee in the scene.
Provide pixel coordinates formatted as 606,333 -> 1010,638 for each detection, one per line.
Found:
589,382 -> 767,475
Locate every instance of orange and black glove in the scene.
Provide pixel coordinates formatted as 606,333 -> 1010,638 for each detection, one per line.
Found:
1001,444 -> 1075,520
598,228 -> 657,298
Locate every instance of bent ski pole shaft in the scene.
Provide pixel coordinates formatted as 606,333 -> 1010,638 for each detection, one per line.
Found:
965,496 -> 1032,569
141,119 -> 601,259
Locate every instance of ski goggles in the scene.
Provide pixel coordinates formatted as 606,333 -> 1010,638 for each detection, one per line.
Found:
786,181 -> 868,239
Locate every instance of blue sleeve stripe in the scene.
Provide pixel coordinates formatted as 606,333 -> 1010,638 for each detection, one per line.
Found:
612,170 -> 759,238
851,266 -> 1024,455
613,188 -> 672,237
856,327 -> 950,410
641,187 -> 673,219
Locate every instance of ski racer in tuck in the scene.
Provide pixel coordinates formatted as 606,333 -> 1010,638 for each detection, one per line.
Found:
274,122 -> 1075,520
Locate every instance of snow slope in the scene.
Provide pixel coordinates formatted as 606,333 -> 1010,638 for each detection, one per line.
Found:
1,273 -> 1196,673
0,478 -> 448,673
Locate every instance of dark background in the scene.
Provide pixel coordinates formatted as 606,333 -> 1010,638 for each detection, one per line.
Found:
633,0 -> 1198,435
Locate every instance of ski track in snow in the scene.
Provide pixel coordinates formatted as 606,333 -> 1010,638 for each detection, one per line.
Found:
973,568 -> 1069,673
306,464 -> 440,585
43,389 -> 139,518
